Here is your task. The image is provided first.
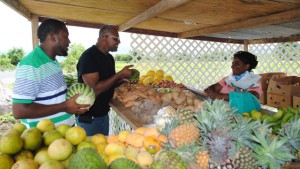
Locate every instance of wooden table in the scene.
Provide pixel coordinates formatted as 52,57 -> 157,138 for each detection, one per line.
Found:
109,99 -> 146,130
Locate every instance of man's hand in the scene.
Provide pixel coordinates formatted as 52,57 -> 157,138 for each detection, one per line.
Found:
65,94 -> 91,114
119,65 -> 134,79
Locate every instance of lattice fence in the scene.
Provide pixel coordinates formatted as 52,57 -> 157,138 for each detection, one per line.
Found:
128,33 -> 300,91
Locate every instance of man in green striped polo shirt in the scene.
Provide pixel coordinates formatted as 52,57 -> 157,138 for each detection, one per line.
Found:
12,19 -> 90,128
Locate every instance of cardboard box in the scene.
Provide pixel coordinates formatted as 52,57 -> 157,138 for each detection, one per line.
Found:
259,91 -> 267,104
259,72 -> 286,91
267,76 -> 300,96
267,93 -> 291,108
293,95 -> 300,109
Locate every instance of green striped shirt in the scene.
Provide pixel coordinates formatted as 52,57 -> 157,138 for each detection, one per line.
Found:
12,46 -> 74,128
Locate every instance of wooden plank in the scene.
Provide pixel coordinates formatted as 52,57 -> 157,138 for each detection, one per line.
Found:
119,0 -> 191,31
0,0 -> 31,20
247,35 -> 300,44
283,162 -> 300,169
109,99 -> 146,130
178,7 -> 300,38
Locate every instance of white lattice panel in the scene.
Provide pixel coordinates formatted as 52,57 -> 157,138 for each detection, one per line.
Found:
129,33 -> 300,91
109,109 -> 132,134
249,42 -> 300,76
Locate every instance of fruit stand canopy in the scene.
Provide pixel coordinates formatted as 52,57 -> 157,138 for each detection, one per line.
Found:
2,0 -> 300,44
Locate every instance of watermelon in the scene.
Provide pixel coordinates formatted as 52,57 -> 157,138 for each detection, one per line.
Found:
108,158 -> 141,169
68,148 -> 107,169
129,69 -> 140,83
66,83 -> 95,106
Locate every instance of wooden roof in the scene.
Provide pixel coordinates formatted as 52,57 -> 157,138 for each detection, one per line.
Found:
2,0 -> 300,44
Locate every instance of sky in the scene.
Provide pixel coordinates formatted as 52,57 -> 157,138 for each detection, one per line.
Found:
0,2 -> 132,55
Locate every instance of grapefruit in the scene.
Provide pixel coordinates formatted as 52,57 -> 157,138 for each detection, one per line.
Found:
33,148 -> 52,166
65,126 -> 87,145
0,133 -> 23,154
77,141 -> 96,151
43,130 -> 63,146
13,150 -> 34,161
39,160 -> 65,169
36,119 -> 55,133
55,124 -> 71,137
11,159 -> 38,169
48,138 -> 73,161
12,123 -> 27,134
21,128 -> 42,151
0,154 -> 14,169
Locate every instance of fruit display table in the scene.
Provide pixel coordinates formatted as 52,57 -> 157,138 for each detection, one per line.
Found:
109,99 -> 146,134
108,90 -> 277,134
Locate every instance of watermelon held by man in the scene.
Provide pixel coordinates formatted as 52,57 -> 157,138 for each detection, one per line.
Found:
66,83 -> 96,107
129,69 -> 140,83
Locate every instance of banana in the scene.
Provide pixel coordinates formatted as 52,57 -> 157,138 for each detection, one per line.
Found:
281,113 -> 294,125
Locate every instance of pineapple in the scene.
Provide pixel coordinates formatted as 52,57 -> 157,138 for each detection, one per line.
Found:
172,142 -> 200,163
197,150 -> 209,169
250,129 -> 295,169
207,129 -> 235,169
278,117 -> 300,157
168,123 -> 200,148
174,109 -> 195,124
152,150 -> 188,169
195,100 -> 260,169
234,146 -> 260,169
230,116 -> 262,169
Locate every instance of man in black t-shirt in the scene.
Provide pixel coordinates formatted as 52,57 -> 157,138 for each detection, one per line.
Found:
76,25 -> 132,136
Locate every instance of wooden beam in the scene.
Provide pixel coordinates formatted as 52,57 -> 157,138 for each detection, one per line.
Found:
0,0 -> 31,20
178,7 -> 300,38
119,0 -> 191,31
247,35 -> 300,44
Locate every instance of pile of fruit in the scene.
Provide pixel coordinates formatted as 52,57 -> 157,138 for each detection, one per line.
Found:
155,100 -> 300,169
1,99 -> 300,169
152,80 -> 187,89
138,69 -> 175,86
242,105 -> 300,134
0,119 -> 167,169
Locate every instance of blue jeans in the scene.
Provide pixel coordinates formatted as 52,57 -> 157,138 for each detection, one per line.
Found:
75,114 -> 109,136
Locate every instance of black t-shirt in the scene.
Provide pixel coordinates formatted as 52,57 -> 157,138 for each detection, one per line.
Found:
77,45 -> 116,116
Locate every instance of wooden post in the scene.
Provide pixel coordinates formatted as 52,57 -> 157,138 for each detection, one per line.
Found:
244,40 -> 249,51
31,15 -> 39,49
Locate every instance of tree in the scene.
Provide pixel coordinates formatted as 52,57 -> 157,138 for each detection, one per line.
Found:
0,53 -> 14,71
61,43 -> 85,73
7,47 -> 25,65
274,42 -> 300,61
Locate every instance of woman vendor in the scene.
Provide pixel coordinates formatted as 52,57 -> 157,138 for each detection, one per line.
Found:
204,51 -> 262,101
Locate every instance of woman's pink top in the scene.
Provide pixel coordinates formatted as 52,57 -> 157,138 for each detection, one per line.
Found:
219,77 -> 263,96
